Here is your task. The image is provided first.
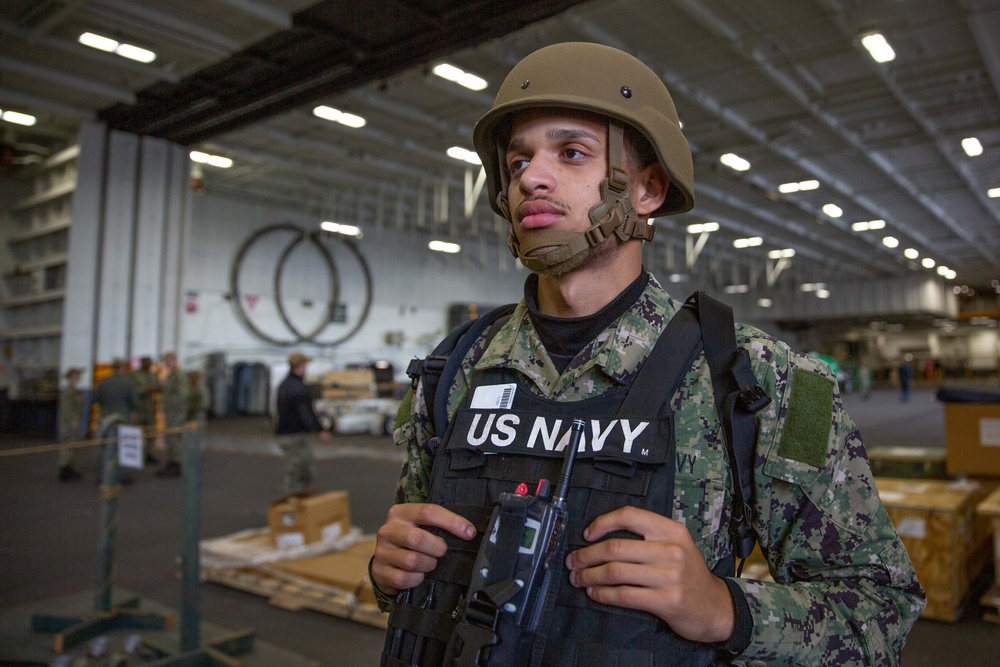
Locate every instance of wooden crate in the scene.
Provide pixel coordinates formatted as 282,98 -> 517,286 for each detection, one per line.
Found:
976,485 -> 1000,623
876,477 -> 994,621
868,446 -> 948,480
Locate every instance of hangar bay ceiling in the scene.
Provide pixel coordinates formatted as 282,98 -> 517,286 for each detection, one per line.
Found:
2,0 -> 999,305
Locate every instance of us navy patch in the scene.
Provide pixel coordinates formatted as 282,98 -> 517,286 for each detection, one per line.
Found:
448,409 -> 670,464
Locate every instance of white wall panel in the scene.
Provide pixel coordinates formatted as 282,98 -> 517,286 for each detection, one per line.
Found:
60,121 -> 106,387
95,131 -> 139,362
130,137 -> 169,357
159,143 -> 188,354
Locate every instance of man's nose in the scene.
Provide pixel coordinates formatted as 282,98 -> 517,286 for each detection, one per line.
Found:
519,154 -> 556,193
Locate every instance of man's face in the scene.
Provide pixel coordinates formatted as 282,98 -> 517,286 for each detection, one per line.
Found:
504,109 -> 624,276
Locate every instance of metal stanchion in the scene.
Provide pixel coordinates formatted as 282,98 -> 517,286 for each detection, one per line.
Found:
180,424 -> 202,651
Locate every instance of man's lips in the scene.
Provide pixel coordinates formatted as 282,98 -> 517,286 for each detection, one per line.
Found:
517,200 -> 565,229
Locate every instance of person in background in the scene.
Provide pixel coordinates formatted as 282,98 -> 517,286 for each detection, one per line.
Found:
57,367 -> 85,481
186,369 -> 209,430
898,356 -> 914,403
131,355 -> 161,464
93,357 -> 138,486
275,352 -> 330,493
157,351 -> 189,478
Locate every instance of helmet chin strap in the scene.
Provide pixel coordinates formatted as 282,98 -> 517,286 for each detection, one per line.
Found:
499,119 -> 656,272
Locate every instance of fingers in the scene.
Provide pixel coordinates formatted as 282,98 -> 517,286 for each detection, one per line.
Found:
582,505 -> 684,542
372,503 -> 476,594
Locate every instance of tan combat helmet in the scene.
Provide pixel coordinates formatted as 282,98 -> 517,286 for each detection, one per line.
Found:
473,42 -> 695,273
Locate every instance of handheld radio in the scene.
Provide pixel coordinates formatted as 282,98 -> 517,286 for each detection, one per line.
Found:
444,418 -> 586,666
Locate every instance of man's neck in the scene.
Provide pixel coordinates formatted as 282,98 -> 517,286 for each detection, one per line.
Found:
535,253 -> 643,318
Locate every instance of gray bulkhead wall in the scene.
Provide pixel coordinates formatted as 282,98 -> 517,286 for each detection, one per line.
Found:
60,121 -> 190,387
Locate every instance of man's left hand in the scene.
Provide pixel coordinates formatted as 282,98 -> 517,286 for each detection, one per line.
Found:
565,505 -> 735,643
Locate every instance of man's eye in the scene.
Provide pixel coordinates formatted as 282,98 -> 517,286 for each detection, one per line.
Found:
563,148 -> 585,160
509,158 -> 529,174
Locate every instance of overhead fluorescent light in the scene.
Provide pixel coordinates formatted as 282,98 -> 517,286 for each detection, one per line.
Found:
189,151 -> 232,169
687,222 -> 719,234
822,203 -> 843,218
313,105 -> 366,128
904,248 -> 919,260
861,33 -> 896,63
719,153 -> 750,172
816,289 -> 831,299
922,257 -> 936,269
320,221 -> 361,237
768,248 -> 796,259
668,273 -> 688,283
446,146 -> 482,165
724,284 -> 750,294
801,282 -> 826,292
961,137 -> 983,157
429,240 -> 461,254
777,179 -> 819,194
757,298 -> 773,308
852,219 -> 886,231
989,187 -> 1000,198
882,236 -> 899,248
733,237 -> 763,248
0,109 -> 37,126
78,31 -> 156,63
432,63 -> 488,91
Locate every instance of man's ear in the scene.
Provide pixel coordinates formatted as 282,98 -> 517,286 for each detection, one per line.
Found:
631,163 -> 669,217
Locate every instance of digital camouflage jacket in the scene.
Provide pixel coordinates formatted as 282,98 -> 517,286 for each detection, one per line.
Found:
386,274 -> 925,665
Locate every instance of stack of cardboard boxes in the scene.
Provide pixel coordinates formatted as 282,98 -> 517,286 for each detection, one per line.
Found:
875,398 -> 1000,621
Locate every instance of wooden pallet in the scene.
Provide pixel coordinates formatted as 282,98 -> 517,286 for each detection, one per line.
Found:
203,566 -> 387,630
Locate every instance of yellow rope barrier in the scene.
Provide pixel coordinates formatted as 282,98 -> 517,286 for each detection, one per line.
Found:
0,424 -> 197,458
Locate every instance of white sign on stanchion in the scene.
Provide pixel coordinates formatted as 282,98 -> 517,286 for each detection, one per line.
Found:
118,425 -> 144,469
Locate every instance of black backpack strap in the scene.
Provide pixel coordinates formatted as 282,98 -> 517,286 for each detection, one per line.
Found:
617,303 -> 703,417
406,304 -> 517,438
686,292 -> 771,569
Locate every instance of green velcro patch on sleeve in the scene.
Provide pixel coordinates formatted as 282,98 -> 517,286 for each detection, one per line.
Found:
393,388 -> 414,431
778,368 -> 834,468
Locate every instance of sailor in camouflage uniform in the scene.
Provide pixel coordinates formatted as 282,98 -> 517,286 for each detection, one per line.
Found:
57,367 -> 85,481
371,43 -> 924,666
157,351 -> 188,477
131,356 -> 161,464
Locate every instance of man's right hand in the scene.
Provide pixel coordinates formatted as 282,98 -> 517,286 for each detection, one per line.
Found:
372,503 -> 476,596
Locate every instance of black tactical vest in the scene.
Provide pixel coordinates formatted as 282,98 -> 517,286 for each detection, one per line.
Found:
382,362 -> 734,667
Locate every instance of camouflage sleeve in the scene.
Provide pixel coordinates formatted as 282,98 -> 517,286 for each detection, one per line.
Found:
730,333 -> 926,665
391,379 -> 436,505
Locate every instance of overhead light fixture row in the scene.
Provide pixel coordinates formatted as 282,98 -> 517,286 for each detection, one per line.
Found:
861,32 -> 896,63
719,153 -> 750,172
768,248 -> 796,259
733,237 -> 763,248
79,32 -> 156,63
0,109 -> 36,126
777,179 -> 820,194
429,240 -> 461,254
686,222 -> 719,234
852,219 -> 886,231
446,147 -> 482,165
989,187 -> 1000,198
821,203 -> 843,218
189,151 -> 232,169
432,63 -> 488,91
313,106 -> 366,128
320,221 -> 361,237
961,137 -> 983,157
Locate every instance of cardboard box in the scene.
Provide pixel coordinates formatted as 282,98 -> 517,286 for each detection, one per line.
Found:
868,446 -> 948,480
877,478 -> 994,621
976,485 -> 1000,618
270,538 -> 377,605
322,369 -> 376,399
944,402 -> 1000,477
268,491 -> 351,548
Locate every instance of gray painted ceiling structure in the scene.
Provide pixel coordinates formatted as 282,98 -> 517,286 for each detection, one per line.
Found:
2,0 -> 999,302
